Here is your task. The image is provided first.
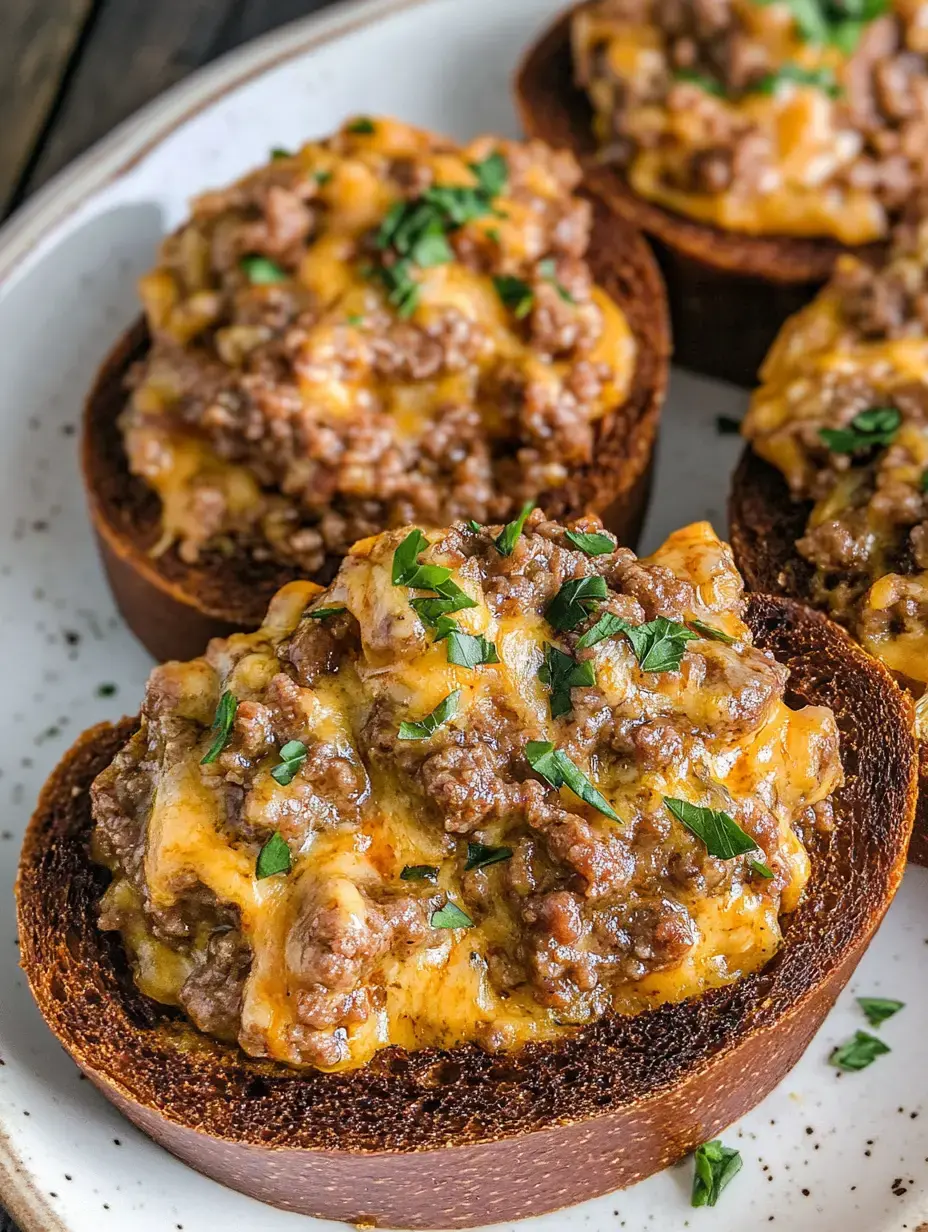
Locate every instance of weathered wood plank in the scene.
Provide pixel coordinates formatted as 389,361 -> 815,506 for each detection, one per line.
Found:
21,0 -> 339,202
0,0 -> 95,213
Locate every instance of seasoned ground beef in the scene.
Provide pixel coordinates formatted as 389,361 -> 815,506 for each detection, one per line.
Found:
92,514 -> 841,1070
122,118 -> 636,574
743,210 -> 928,694
574,0 -> 928,243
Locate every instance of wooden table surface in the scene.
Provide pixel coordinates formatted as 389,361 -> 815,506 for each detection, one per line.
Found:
0,2 -> 341,1225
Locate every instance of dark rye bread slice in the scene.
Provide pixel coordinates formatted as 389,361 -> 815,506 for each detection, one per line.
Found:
730,448 -> 928,865
515,6 -> 882,388
16,595 -> 915,1228
82,195 -> 670,664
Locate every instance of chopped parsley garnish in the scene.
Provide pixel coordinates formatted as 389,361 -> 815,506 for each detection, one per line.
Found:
829,1030 -> 890,1071
617,616 -> 698,673
431,901 -> 474,929
493,275 -> 534,319
347,117 -> 376,134
538,257 -> 575,303
674,69 -> 725,96
546,575 -> 609,631
465,842 -> 513,871
314,170 -> 333,185
305,606 -> 346,621
240,255 -> 288,285
271,739 -> 308,786
392,529 -> 463,596
715,414 -> 743,435
444,629 -> 499,668
485,226 -> 501,245
400,864 -> 439,882
411,592 -> 478,627
346,313 -> 364,326
398,690 -> 461,740
687,618 -> 737,645
201,691 -> 237,765
819,407 -> 901,454
754,63 -> 841,97
664,797 -> 761,860
270,146 -> 293,160
372,257 -> 421,318
576,611 -> 627,650
750,858 -> 775,880
467,519 -> 483,532
469,151 -> 509,197
691,1140 -> 743,1208
376,199 -> 454,267
858,996 -> 904,1027
526,741 -> 620,821
565,529 -> 616,556
256,832 -> 292,880
539,644 -> 596,718
755,0 -> 887,52
495,501 -> 535,556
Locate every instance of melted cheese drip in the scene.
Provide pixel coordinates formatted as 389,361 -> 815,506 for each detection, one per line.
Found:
129,117 -> 636,548
573,0 -> 907,243
98,524 -> 840,1071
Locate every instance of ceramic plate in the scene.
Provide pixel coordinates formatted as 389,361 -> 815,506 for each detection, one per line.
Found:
1,0 -> 926,1228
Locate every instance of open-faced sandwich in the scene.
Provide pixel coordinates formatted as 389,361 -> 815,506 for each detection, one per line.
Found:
18,512 -> 915,1227
84,116 -> 669,663
730,205 -> 928,860
517,0 -> 928,386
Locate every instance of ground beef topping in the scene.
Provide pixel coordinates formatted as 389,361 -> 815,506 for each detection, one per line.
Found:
122,117 -> 636,574
573,0 -> 928,243
91,514 -> 842,1070
742,209 -> 928,705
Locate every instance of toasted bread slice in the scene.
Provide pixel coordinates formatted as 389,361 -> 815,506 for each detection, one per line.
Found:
16,594 -> 915,1228
730,449 -> 928,865
515,6 -> 880,388
82,195 -> 669,663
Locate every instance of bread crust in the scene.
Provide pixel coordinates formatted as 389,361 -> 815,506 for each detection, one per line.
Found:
16,595 -> 916,1227
514,6 -> 882,388
82,196 -> 670,663
730,448 -> 928,864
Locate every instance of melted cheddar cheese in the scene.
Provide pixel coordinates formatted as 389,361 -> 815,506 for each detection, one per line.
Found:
123,117 -> 636,569
572,0 -> 925,243
93,519 -> 841,1071
743,227 -> 928,720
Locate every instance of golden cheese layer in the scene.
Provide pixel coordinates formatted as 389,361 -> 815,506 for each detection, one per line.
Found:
93,520 -> 841,1071
125,117 -> 636,568
573,0 -> 926,243
743,224 -> 928,717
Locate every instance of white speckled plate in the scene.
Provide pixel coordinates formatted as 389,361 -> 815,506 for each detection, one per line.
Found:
1,0 -> 927,1229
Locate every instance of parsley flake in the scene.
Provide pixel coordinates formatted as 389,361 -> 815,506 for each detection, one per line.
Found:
256,832 -> 292,880
240,255 -> 288,285
410,592 -> 478,627
347,117 -> 376,134
617,616 -> 698,672
539,644 -> 596,719
526,741 -> 620,821
271,739 -> 308,786
576,611 -> 628,650
754,63 -> 841,97
664,797 -> 761,860
400,864 -> 439,882
445,629 -> 499,668
398,690 -> 461,740
674,69 -> 725,96
201,691 -> 237,765
829,1030 -> 890,1072
305,606 -> 346,621
750,858 -> 775,880
565,529 -> 616,556
494,275 -> 534,319
465,842 -> 513,871
820,407 -> 900,454
546,575 -> 609,631
691,1140 -> 743,1208
858,997 -> 904,1027
270,146 -> 293,160
538,257 -> 576,303
495,501 -> 535,556
431,901 -> 474,930
469,151 -> 509,197
687,618 -> 737,645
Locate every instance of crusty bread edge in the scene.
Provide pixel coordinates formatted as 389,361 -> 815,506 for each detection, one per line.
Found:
16,596 -> 916,1226
81,197 -> 670,663
514,5 -> 883,388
